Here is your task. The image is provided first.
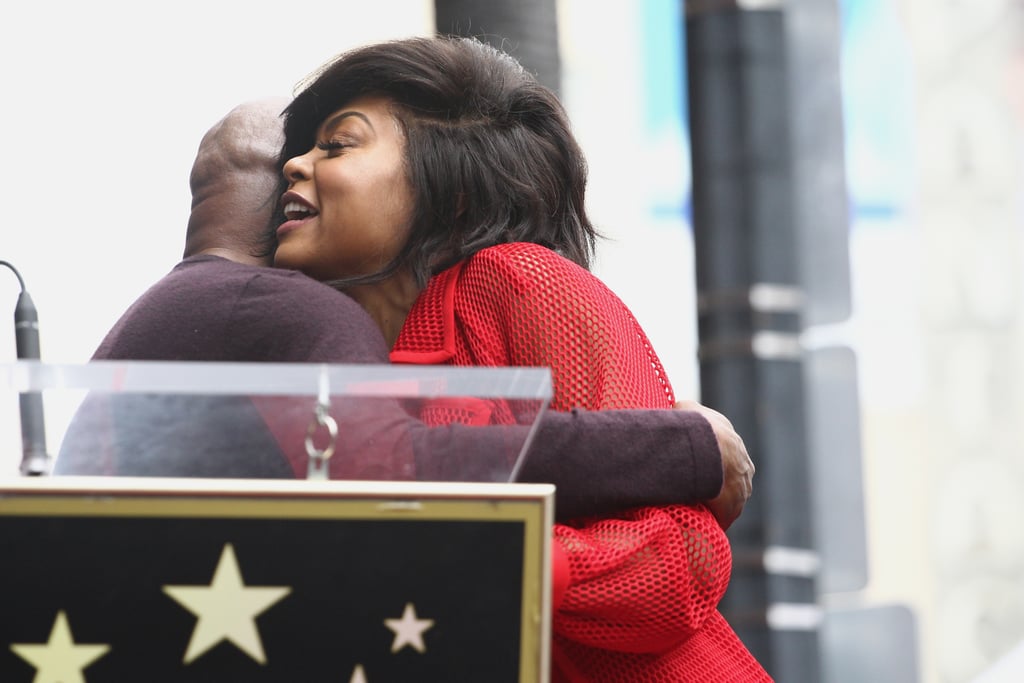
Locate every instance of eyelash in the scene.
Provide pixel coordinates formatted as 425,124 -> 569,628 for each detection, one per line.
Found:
316,140 -> 349,155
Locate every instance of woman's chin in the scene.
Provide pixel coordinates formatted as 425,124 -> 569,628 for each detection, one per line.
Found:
271,248 -> 304,272
272,254 -> 303,274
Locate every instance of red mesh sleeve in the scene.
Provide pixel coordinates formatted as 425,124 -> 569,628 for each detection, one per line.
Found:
554,504 -> 730,653
553,610 -> 768,682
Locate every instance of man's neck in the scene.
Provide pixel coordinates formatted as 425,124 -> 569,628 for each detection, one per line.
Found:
191,247 -> 269,267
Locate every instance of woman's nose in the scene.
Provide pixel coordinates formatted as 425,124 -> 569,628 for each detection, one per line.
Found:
282,150 -> 314,182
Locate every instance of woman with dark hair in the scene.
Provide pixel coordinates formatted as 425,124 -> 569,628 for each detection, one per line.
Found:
275,35 -> 770,682
277,36 -> 594,292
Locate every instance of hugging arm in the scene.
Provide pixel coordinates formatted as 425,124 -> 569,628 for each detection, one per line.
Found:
520,407 -> 725,521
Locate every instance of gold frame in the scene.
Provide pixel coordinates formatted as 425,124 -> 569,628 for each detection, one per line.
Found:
0,476 -> 554,682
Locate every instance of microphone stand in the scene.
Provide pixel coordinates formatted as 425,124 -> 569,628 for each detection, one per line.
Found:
1,260 -> 51,476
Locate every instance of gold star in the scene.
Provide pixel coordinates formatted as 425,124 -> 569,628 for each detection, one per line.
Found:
163,543 -> 291,664
349,663 -> 368,683
384,602 -> 434,654
10,610 -> 110,683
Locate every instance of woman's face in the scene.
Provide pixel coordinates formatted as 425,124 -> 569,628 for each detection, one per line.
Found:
275,95 -> 414,282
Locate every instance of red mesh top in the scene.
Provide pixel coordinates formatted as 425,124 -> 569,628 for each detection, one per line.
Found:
392,242 -> 771,682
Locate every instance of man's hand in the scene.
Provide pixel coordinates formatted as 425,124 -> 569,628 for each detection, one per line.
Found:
674,400 -> 754,530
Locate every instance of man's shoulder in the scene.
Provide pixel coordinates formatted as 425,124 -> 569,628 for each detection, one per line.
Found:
175,257 -> 337,296
95,257 -> 380,362
243,265 -> 350,302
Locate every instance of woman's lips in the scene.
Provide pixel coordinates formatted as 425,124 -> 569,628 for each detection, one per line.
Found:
278,193 -> 318,238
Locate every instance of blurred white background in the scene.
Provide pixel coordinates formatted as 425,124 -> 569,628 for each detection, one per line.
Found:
1,1 -> 1022,681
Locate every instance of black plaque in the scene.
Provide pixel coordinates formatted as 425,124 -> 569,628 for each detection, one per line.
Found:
0,477 -> 552,683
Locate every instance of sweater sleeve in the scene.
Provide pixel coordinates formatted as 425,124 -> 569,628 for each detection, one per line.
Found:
519,408 -> 723,521
464,244 -> 732,653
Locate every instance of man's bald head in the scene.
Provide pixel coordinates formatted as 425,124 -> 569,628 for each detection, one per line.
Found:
184,97 -> 289,264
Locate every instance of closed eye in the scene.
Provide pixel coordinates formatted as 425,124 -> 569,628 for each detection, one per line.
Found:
316,140 -> 350,157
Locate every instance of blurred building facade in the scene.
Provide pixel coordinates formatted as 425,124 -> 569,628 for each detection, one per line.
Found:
860,1 -> 1024,681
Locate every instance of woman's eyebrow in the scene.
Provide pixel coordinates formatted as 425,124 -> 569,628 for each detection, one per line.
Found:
321,110 -> 373,134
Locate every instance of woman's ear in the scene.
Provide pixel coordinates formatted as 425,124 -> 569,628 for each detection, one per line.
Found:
455,192 -> 467,218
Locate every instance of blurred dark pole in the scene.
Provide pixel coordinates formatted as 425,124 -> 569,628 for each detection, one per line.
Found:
685,1 -> 822,680
434,0 -> 562,95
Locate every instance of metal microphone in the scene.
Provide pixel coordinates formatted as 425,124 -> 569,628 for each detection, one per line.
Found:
1,260 -> 50,476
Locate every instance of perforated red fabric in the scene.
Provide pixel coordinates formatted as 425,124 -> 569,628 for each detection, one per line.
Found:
392,242 -> 771,681
391,243 -> 674,412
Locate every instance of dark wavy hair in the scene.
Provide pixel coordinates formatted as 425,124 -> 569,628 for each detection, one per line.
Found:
278,35 -> 599,288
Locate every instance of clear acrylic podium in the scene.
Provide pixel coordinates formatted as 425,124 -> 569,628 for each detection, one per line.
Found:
0,360 -> 554,682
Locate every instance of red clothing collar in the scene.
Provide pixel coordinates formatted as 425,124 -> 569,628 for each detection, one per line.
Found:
389,259 -> 465,364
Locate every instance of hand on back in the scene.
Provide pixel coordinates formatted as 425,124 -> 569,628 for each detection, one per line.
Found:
674,400 -> 754,530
